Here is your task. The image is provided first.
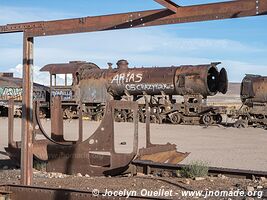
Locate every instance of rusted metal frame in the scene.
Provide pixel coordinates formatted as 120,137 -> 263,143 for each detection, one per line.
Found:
1,0 -> 266,37
8,99 -> 14,147
51,96 -> 64,142
21,33 -> 34,185
154,0 -> 179,13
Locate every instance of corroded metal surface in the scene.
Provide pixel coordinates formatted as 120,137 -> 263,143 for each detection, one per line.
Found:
5,99 -> 188,176
0,0 -> 266,37
46,100 -> 139,176
241,74 -> 267,105
40,60 -> 228,125
44,61 -> 227,100
227,74 -> 267,127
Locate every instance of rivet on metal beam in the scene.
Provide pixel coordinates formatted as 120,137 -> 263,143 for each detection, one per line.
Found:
256,0 -> 259,15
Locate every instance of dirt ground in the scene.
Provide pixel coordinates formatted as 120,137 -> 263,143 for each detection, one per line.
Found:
1,118 -> 267,171
0,169 -> 266,199
1,117 -> 267,199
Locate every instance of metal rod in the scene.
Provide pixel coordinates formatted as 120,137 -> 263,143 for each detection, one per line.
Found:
21,34 -> 34,185
144,95 -> 151,147
8,99 -> 14,147
78,103 -> 83,142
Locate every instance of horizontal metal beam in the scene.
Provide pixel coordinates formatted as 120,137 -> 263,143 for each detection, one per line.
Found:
154,0 -> 180,13
0,0 -> 266,37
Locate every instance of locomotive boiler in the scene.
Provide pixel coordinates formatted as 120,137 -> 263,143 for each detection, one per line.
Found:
41,60 -> 228,125
77,60 -> 227,99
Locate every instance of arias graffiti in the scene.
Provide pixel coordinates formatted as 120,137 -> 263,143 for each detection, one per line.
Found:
111,73 -> 143,85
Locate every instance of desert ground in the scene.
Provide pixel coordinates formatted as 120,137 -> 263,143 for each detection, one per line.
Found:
0,83 -> 267,199
0,117 -> 267,171
1,82 -> 266,172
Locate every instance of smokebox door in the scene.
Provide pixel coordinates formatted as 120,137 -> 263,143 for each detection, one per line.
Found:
218,68 -> 228,94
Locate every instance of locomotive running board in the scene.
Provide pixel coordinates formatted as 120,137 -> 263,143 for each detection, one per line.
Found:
5,99 -> 188,176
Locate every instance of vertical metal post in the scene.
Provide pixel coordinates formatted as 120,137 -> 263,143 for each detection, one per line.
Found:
8,99 -> 14,147
21,34 -> 34,185
78,103 -> 83,142
144,95 -> 152,147
51,96 -> 64,142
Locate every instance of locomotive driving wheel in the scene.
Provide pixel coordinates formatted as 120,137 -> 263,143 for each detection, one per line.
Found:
63,107 -> 77,119
169,112 -> 182,124
214,114 -> 223,124
234,120 -> 248,128
150,114 -> 163,124
114,110 -> 127,122
201,113 -> 213,126
138,110 -> 145,123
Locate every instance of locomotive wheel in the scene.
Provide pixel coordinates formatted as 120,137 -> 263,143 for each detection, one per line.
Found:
39,108 -> 48,118
150,114 -> 163,124
214,114 -> 223,124
63,108 -> 77,119
94,113 -> 103,121
234,120 -> 248,128
201,114 -> 213,126
114,110 -> 127,122
138,111 -> 145,123
169,113 -> 182,124
127,112 -> 134,122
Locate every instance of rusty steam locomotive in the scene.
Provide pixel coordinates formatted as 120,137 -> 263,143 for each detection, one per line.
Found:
228,74 -> 267,128
39,60 -> 228,125
0,60 -> 229,125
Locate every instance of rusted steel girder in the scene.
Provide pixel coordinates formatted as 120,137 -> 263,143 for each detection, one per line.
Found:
0,0 -> 266,37
21,35 -> 34,185
154,0 -> 180,13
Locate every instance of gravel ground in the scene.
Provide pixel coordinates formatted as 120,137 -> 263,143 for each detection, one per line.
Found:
0,118 -> 267,199
1,118 -> 267,171
0,168 -> 266,199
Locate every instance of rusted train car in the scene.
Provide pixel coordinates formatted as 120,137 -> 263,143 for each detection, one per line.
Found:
0,72 -> 49,117
229,74 -> 267,127
41,60 -> 228,125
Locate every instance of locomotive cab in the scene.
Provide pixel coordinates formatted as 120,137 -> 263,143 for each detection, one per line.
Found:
40,61 -> 87,118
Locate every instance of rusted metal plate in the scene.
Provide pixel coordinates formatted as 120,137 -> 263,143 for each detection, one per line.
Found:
46,100 -> 139,176
138,146 -> 189,164
51,97 -> 64,142
241,74 -> 267,105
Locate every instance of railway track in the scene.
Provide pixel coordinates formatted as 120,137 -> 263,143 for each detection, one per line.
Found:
0,161 -> 266,200
0,184 -> 172,200
131,160 -> 267,179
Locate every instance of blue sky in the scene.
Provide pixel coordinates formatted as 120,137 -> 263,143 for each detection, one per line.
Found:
0,0 -> 267,84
